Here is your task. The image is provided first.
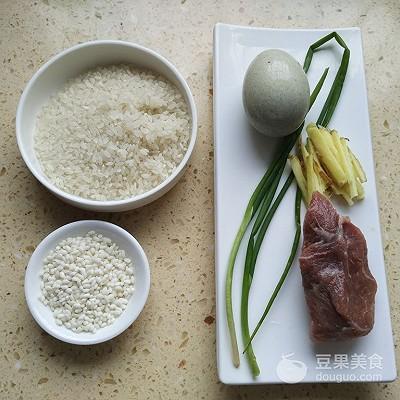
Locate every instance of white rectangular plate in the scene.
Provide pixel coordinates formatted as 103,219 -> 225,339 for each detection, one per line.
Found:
213,23 -> 397,385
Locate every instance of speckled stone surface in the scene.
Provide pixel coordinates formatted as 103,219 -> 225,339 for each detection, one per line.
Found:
0,0 -> 399,398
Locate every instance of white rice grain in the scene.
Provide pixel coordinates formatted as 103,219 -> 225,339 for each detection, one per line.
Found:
40,231 -> 135,333
34,65 -> 191,200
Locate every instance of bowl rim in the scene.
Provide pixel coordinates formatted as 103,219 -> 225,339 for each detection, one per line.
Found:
24,220 -> 151,345
16,39 -> 197,208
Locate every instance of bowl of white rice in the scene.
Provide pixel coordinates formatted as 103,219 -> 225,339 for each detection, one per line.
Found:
25,220 -> 150,345
16,40 -> 197,211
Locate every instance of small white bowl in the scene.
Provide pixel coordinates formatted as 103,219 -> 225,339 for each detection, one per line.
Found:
25,220 -> 150,345
16,40 -> 197,212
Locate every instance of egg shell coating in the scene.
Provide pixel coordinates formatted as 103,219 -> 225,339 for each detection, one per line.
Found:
242,49 -> 310,137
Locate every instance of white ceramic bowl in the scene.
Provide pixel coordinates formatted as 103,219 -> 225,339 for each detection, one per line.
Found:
16,40 -> 197,212
25,220 -> 150,345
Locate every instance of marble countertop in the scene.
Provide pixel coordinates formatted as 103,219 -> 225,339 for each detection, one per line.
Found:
0,0 -> 398,398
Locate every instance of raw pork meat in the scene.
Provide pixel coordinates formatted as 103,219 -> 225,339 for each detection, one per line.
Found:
299,192 -> 377,341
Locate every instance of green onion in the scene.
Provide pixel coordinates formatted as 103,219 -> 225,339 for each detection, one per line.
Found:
240,172 -> 296,376
224,154 -> 282,367
303,32 -> 350,126
243,32 -> 350,359
243,185 -> 301,354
